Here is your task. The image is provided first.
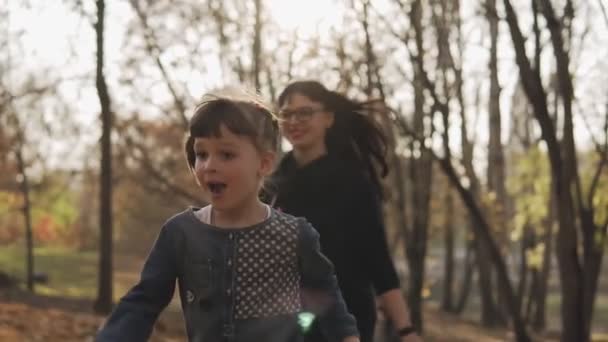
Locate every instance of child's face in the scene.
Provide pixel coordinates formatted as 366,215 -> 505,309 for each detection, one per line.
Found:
192,125 -> 275,211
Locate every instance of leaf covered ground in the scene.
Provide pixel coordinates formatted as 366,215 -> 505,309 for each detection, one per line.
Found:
0,289 -> 562,342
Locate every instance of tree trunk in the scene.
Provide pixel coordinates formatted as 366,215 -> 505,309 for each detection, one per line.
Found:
442,0 -> 500,325
406,154 -> 432,332
464,77 -> 501,327
400,0 -> 530,338
441,188 -> 455,312
503,1 -> 607,339
404,1 -> 432,332
516,225 -> 531,319
581,212 -> 604,339
486,0 -> 509,325
532,183 -> 555,331
554,179 -> 582,342
454,239 -> 475,314
474,234 -> 501,326
389,86 -> 530,342
486,0 -> 507,225
94,0 -> 114,315
524,269 -> 537,323
15,145 -> 34,292
542,1 -> 604,338
438,157 -> 530,342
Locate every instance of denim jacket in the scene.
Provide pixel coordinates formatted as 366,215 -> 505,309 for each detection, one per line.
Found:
95,207 -> 358,342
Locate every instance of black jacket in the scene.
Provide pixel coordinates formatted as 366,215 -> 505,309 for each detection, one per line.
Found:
270,152 -> 400,342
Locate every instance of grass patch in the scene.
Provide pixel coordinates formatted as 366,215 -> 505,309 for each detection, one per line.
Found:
0,244 -> 181,309
0,244 -> 98,298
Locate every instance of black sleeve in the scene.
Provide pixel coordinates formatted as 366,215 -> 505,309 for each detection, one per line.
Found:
95,225 -> 177,342
348,178 -> 400,295
297,219 -> 359,341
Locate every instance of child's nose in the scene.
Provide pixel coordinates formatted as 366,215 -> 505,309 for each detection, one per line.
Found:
202,156 -> 218,171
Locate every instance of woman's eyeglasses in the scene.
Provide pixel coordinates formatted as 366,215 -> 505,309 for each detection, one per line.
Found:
278,107 -> 325,122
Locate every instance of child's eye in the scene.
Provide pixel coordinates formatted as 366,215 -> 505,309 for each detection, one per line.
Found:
195,151 -> 208,160
221,151 -> 236,160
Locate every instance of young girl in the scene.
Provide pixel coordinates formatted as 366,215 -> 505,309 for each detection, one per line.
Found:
269,80 -> 421,342
95,92 -> 360,342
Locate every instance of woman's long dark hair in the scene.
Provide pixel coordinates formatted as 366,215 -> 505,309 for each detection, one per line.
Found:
278,80 -> 388,196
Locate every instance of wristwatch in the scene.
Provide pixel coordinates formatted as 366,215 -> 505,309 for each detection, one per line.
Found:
398,326 -> 416,337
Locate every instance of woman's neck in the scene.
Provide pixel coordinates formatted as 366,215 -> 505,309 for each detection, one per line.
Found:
292,144 -> 327,167
211,200 -> 268,229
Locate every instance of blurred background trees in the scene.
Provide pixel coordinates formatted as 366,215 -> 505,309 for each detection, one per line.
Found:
1,0 -> 607,340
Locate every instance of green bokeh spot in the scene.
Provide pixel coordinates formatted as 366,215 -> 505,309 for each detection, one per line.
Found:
298,312 -> 316,333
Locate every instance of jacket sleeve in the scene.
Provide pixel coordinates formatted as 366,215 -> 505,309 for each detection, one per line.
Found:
95,224 -> 178,342
297,219 -> 359,341
349,178 -> 400,295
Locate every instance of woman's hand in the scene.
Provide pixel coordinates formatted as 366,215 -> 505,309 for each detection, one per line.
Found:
375,289 -> 424,341
342,336 -> 360,342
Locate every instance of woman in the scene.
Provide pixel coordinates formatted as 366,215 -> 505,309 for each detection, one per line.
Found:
269,80 -> 421,342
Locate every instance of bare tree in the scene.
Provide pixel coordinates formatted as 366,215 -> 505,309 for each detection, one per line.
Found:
1,1 -> 35,293
379,0 -> 530,338
432,0 -> 504,326
128,0 -> 189,129
386,99 -> 531,341
14,122 -> 34,292
441,187 -> 455,312
403,0 -> 434,331
486,0 -> 507,211
93,0 -> 114,314
502,0 -> 608,340
1,104 -> 36,292
1,5 -> 61,294
485,0 -> 510,325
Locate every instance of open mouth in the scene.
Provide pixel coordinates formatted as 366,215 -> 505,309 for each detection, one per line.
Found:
207,182 -> 227,195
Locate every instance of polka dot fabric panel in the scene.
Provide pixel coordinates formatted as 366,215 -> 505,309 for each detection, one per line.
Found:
234,215 -> 302,319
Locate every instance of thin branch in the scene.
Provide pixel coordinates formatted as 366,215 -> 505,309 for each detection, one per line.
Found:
532,0 -> 542,70
502,0 -> 561,169
286,31 -> 298,81
119,121 -> 202,205
371,2 -> 412,49
587,106 -> 608,207
393,0 -> 412,18
128,0 -> 189,129
135,145 -> 202,205
0,83 -> 60,108
575,101 -> 604,153
587,154 -> 607,208
598,0 -> 608,28
69,0 -> 96,28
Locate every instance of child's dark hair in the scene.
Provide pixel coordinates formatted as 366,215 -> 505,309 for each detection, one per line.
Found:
185,92 -> 279,170
278,80 -> 389,196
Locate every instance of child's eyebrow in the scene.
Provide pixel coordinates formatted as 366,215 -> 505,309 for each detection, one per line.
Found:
193,139 -> 240,150
216,142 -> 240,149
192,141 -> 206,150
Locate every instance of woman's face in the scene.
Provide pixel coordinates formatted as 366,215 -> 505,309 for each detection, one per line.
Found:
278,93 -> 334,152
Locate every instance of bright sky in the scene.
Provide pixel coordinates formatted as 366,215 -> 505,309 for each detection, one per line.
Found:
267,0 -> 344,36
4,0 -> 608,170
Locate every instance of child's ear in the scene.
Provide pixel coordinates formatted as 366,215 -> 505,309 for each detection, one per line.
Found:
259,150 -> 276,177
